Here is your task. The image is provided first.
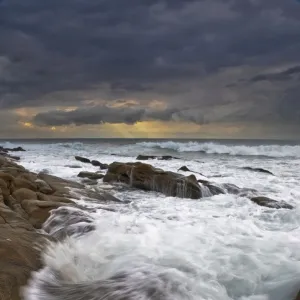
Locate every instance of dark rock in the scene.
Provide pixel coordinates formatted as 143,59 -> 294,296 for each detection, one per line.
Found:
250,196 -> 294,209
81,179 -> 98,185
222,183 -> 241,194
75,156 -> 91,163
77,171 -> 104,180
136,155 -> 179,161
178,165 -> 206,177
91,160 -> 108,169
65,165 -> 82,169
206,183 -> 226,196
242,167 -> 274,176
104,162 -> 203,199
4,146 -> 26,152
91,160 -> 101,166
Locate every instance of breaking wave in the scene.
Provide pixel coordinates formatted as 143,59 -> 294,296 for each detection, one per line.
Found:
136,142 -> 300,158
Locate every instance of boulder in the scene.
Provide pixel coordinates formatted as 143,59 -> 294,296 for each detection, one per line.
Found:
5,146 -> 26,152
250,196 -> 294,209
12,188 -> 38,203
103,162 -> 203,199
91,160 -> 101,166
75,156 -> 91,163
77,171 -> 104,180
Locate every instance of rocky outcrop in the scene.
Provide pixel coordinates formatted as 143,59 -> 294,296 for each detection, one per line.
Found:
0,155 -> 118,300
0,146 -> 26,152
136,155 -> 179,161
103,162 -> 202,199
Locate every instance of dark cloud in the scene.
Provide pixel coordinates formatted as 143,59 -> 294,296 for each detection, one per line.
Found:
0,0 -> 300,136
33,105 -> 179,126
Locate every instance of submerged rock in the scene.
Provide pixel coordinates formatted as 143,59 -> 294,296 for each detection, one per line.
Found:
77,171 -> 104,180
75,156 -> 91,163
104,162 -> 203,199
136,155 -> 179,161
242,166 -> 274,176
250,196 -> 294,209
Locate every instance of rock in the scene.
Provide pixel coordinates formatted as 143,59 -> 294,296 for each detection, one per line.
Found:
81,179 -> 98,185
0,228 -> 50,300
222,183 -> 241,194
75,156 -> 91,163
35,179 -> 53,194
65,164 -> 82,169
12,188 -> 38,202
242,167 -> 274,176
11,178 -> 37,193
178,165 -> 206,177
91,160 -> 109,169
250,196 -> 294,209
104,162 -> 203,199
4,146 -> 26,152
136,155 -> 179,161
77,171 -> 104,180
21,199 -> 71,229
91,160 -> 101,166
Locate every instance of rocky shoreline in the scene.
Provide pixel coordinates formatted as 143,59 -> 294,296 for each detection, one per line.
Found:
0,152 -> 120,300
0,150 -> 298,300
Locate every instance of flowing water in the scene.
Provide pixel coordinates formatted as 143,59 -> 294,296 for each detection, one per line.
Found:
1,139 -> 300,300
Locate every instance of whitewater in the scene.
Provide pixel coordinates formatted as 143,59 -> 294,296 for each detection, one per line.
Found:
1,139 -> 300,300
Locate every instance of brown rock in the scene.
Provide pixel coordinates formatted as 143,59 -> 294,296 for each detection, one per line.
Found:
0,228 -> 47,300
11,178 -> 37,193
21,199 -> 71,229
0,171 -> 15,183
35,179 -> 53,194
104,162 -> 202,199
12,188 -> 38,202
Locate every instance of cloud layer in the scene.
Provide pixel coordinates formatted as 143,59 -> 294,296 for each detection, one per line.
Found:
1,0 -> 300,137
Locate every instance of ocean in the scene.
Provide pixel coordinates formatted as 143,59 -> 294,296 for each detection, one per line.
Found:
1,138 -> 300,300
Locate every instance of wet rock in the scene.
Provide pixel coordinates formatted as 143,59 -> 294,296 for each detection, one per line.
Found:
250,196 -> 294,209
206,183 -> 226,196
0,229 -> 49,300
136,155 -> 179,161
104,162 -> 203,199
77,171 -> 104,180
91,160 -> 109,169
75,156 -> 91,163
3,146 -> 26,152
178,165 -> 206,177
81,179 -> 98,185
65,164 -> 82,169
222,183 -> 241,194
242,167 -> 274,176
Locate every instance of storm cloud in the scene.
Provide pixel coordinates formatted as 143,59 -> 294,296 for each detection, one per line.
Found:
0,0 -> 300,137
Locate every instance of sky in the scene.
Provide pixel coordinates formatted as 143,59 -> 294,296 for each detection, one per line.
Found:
0,0 -> 300,139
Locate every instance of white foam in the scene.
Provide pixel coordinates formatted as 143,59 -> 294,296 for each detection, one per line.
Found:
136,141 -> 300,158
11,140 -> 300,300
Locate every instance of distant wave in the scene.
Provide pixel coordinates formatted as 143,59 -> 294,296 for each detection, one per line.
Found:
135,141 -> 300,158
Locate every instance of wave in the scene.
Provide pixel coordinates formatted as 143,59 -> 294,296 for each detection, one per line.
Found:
135,142 -> 300,158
